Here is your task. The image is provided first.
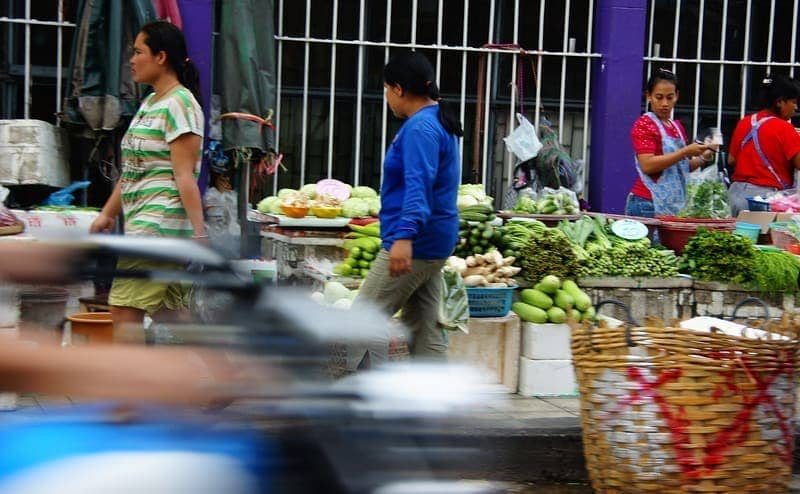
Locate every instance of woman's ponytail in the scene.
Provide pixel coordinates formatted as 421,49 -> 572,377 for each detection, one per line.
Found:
179,58 -> 202,104
428,82 -> 463,137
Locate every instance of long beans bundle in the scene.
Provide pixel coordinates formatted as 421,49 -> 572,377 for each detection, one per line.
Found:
749,250 -> 800,293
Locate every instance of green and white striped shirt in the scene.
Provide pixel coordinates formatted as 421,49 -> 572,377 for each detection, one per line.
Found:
120,87 -> 203,238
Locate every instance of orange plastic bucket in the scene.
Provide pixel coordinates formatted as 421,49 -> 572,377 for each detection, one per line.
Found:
67,312 -> 113,344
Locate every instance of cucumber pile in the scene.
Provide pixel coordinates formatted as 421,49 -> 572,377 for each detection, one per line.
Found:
333,222 -> 381,278
454,204 -> 505,257
511,275 -> 595,324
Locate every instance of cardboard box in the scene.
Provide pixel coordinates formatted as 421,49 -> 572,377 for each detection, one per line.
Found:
518,358 -> 577,396
736,211 -> 775,233
521,322 -> 572,360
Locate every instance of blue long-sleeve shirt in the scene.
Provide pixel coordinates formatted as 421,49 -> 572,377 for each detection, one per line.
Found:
379,105 -> 460,259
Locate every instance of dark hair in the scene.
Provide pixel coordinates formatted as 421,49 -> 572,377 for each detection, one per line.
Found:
757,74 -> 800,112
139,21 -> 202,104
646,68 -> 680,93
383,51 -> 463,137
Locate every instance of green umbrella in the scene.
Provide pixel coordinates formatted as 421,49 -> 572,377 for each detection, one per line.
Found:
219,0 -> 277,152
63,0 -> 156,132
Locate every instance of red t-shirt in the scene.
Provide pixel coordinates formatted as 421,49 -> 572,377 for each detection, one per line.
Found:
729,110 -> 800,189
629,114 -> 689,200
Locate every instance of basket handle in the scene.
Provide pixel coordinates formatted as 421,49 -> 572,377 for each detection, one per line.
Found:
592,299 -> 640,348
730,297 -> 770,321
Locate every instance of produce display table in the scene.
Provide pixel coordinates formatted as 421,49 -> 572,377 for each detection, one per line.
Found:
578,277 -> 694,323
260,225 -> 349,281
447,314 -> 521,393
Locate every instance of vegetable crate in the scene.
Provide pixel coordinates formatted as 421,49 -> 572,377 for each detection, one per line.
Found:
466,286 -> 515,318
573,300 -> 800,493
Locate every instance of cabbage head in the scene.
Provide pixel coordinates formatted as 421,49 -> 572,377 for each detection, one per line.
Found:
366,197 -> 381,217
350,186 -> 378,199
277,188 -> 297,199
257,196 -> 283,214
300,183 -> 317,199
341,198 -> 370,218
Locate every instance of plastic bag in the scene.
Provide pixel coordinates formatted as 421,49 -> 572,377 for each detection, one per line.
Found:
438,270 -> 469,333
515,186 -> 579,215
766,188 -> 800,213
503,113 -> 543,162
678,165 -> 731,219
204,187 -> 241,258
44,181 -> 91,206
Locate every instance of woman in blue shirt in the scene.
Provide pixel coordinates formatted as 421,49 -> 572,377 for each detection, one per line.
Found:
349,51 -> 462,370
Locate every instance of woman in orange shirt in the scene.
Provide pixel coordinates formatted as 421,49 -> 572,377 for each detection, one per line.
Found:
728,75 -> 800,215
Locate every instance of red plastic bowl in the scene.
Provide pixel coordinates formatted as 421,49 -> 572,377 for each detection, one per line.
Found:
656,221 -> 735,255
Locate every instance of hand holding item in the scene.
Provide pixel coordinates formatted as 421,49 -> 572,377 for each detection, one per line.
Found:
389,239 -> 412,277
684,141 -> 710,158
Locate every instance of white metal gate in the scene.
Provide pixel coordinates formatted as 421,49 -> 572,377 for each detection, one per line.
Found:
273,0 -> 600,196
0,1 -> 75,121
644,0 -> 800,142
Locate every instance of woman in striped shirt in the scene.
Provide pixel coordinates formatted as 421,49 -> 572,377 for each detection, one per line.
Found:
90,21 -> 206,331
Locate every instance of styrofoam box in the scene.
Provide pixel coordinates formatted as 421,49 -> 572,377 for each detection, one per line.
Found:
0,120 -> 70,187
518,358 -> 577,396
521,322 -> 572,360
12,210 -> 99,237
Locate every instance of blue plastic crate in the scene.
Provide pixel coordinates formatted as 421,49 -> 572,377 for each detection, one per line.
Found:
746,196 -> 771,211
466,286 -> 515,317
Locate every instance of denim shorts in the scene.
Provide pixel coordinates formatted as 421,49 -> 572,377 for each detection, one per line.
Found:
624,193 -> 655,218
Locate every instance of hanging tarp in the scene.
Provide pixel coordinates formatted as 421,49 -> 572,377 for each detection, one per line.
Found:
62,0 -> 156,132
219,0 -> 277,152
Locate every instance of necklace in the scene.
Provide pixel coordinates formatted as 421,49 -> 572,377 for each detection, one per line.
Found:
151,81 -> 181,104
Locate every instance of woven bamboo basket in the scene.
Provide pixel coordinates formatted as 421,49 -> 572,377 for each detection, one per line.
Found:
572,299 -> 800,493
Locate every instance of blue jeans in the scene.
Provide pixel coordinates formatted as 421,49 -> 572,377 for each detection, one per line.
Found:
624,193 -> 655,218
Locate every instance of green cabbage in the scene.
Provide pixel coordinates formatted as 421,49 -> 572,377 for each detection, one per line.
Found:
257,196 -> 283,214
351,186 -> 378,199
341,198 -> 370,218
277,188 -> 297,199
300,184 -> 317,199
366,197 -> 381,216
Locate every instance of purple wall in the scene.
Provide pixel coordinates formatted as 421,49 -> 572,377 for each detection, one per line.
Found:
588,0 -> 647,213
177,0 -> 214,192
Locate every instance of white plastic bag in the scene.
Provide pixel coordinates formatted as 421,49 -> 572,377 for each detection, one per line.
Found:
503,113 -> 543,162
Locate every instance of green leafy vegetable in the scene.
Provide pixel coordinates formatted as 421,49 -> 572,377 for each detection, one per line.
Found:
678,181 -> 730,219
679,229 -> 756,283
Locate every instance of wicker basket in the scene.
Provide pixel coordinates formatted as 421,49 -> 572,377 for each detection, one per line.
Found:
572,299 -> 800,493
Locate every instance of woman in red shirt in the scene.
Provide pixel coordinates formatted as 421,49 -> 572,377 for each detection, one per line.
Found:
625,69 -> 715,217
728,75 -> 800,215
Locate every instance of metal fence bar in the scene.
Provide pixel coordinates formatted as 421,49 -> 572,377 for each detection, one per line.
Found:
766,0 -> 776,68
480,1 -> 495,185
411,0 -> 418,47
435,0 -> 443,83
0,17 -> 74,27
353,0 -> 366,186
299,0 -> 311,185
534,0 -> 546,130
646,0 -> 656,81
23,0 -> 31,119
326,0 -> 339,179
582,0 -> 594,162
380,0 -> 392,184
792,0 -> 799,78
691,0 -> 705,138
505,0 -> 520,183
715,0 -> 729,131
56,0 -> 64,118
644,57 -> 800,68
274,0 -> 285,195
458,0 -> 469,182
559,0 -> 571,144
671,0 -> 681,74
741,0 -> 753,117
274,36 -> 601,58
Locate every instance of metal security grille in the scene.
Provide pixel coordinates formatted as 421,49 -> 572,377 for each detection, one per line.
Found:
0,1 -> 76,121
644,0 -> 800,143
273,0 -> 600,196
